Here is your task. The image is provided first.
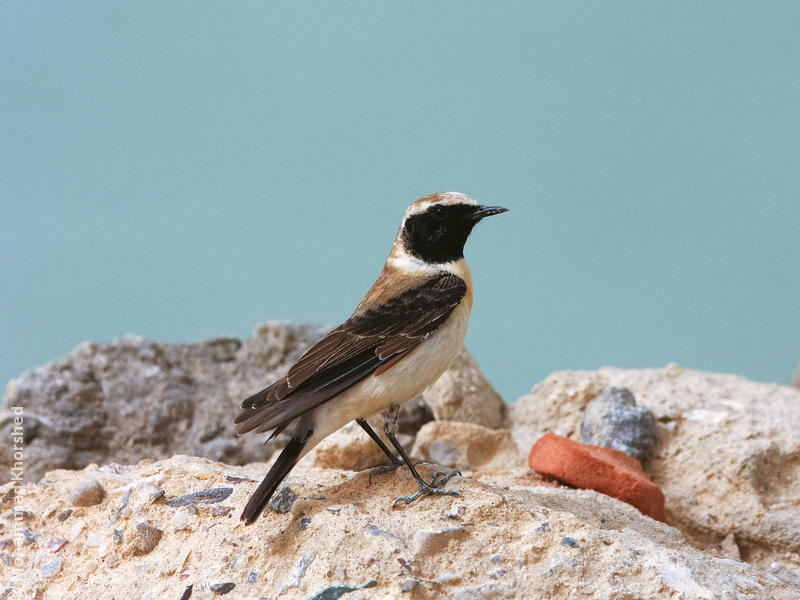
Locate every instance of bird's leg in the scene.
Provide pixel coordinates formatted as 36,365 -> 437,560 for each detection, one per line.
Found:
357,417 -> 404,486
379,404 -> 461,506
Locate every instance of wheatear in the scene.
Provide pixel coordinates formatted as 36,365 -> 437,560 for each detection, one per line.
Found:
235,192 -> 507,523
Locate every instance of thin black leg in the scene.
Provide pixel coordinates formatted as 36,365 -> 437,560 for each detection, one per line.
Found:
385,430 -> 426,484
356,418 -> 401,465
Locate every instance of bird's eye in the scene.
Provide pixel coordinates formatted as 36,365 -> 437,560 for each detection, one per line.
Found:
429,205 -> 446,220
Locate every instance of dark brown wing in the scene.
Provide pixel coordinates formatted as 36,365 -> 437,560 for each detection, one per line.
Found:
234,273 -> 467,436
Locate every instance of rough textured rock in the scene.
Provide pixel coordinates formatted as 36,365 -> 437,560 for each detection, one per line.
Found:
512,365 -> 800,583
580,386 -> 656,462
310,420 -> 393,472
0,325 -> 492,482
3,456 -> 797,599
529,433 -> 666,521
411,421 -> 525,472
422,347 -> 507,429
0,323 -> 328,482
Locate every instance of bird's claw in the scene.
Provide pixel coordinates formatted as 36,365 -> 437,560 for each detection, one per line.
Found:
392,467 -> 462,507
368,460 -> 403,486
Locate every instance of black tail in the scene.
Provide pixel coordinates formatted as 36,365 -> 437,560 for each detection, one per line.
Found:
240,432 -> 310,524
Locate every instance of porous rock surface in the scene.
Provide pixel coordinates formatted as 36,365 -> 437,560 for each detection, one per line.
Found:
0,325 -> 495,482
512,364 -> 800,585
4,455 -> 798,600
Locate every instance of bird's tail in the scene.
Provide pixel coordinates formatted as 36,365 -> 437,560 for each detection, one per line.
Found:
240,431 -> 310,524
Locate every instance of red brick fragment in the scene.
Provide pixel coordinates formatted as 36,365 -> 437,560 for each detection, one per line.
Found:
528,433 -> 666,522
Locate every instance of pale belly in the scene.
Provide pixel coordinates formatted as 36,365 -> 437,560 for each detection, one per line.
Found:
302,300 -> 472,454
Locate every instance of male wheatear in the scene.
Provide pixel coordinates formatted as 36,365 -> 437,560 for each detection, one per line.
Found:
235,192 -> 507,523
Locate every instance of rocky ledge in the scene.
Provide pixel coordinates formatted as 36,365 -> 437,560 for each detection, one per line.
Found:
3,455 -> 798,600
1,327 -> 799,599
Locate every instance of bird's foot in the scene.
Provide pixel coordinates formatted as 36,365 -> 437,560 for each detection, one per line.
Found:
368,459 -> 403,487
392,467 -> 462,507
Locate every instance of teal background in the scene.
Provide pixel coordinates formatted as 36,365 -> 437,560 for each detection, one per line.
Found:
2,3 -> 798,403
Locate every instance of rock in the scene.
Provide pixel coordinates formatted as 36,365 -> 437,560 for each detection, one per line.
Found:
529,433 -> 666,521
4,455 -> 798,599
209,582 -> 235,595
40,557 -> 63,577
310,420 -> 389,471
422,347 -> 507,429
412,421 -> 525,472
172,508 -> 193,532
580,386 -> 656,462
0,326 -> 488,482
512,365 -> 800,580
267,485 -> 296,514
68,478 -> 106,507
0,322 -> 329,482
308,579 -> 377,600
135,521 -> 163,554
165,487 -> 233,507
396,396 -> 434,435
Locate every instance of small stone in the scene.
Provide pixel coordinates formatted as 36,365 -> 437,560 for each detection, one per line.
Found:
179,584 -> 193,600
68,479 -> 106,507
267,485 -> 296,514
367,524 -> 397,539
327,506 -> 342,514
40,557 -> 63,577
135,521 -> 163,554
112,529 -> 124,544
297,517 -> 312,532
401,580 -> 420,592
308,579 -> 377,600
23,529 -> 40,544
166,487 -> 233,507
490,555 -> 503,564
56,510 -> 72,522
211,505 -> 233,517
210,582 -> 235,595
580,387 -> 656,462
247,572 -> 258,584
173,508 -> 193,531
284,552 -> 316,589
560,537 -> 578,548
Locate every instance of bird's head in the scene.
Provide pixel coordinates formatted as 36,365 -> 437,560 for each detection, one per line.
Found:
398,192 -> 508,264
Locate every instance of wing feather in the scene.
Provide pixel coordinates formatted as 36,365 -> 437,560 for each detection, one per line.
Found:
235,273 -> 467,435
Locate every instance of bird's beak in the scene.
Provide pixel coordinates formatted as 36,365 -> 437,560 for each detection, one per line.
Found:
470,205 -> 509,221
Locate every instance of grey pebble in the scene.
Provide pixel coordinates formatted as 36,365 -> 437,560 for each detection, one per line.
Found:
56,510 -> 72,522
211,505 -> 233,517
68,479 -> 106,507
210,582 -> 236,595
267,486 -> 296,514
166,487 -> 233,507
580,387 -> 656,462
401,580 -> 420,593
247,571 -> 258,584
40,557 -> 63,577
297,517 -> 312,532
560,536 -> 578,547
367,524 -> 397,539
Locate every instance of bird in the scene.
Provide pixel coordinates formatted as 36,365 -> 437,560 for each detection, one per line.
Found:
235,191 -> 508,524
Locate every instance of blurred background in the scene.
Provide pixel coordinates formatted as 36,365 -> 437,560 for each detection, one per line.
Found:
2,2 -> 798,403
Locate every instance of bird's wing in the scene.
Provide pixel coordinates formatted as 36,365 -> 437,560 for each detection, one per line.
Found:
234,273 -> 467,436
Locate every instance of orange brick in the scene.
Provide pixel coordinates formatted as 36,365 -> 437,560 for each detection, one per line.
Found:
529,433 -> 666,521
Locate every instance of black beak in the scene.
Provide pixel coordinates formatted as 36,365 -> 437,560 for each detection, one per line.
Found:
470,205 -> 509,221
